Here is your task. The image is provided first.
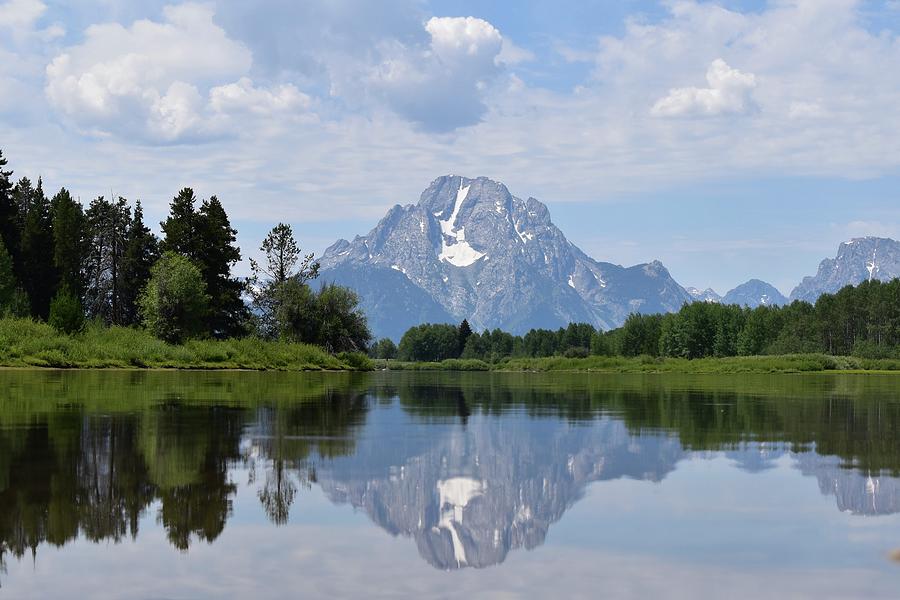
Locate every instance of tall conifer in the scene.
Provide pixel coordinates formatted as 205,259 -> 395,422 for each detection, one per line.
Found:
20,178 -> 57,319
120,201 -> 160,326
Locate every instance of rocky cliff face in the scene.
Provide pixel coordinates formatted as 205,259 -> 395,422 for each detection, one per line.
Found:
722,279 -> 788,308
319,175 -> 691,339
790,237 -> 900,302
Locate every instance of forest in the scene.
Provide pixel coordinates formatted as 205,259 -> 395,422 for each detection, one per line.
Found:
375,278 -> 900,364
0,149 -> 371,363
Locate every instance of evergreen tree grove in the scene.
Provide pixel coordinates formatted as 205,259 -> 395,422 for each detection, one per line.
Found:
19,178 -> 57,319
120,201 -> 160,326
0,150 -> 18,279
0,237 -> 15,312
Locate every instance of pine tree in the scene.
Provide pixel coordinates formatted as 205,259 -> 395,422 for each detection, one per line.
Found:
0,237 -> 15,312
51,188 -> 87,297
20,178 -> 57,319
250,223 -> 319,286
83,196 -> 130,323
249,223 -> 320,338
0,150 -> 18,278
196,195 -> 247,337
120,201 -> 159,326
160,188 -> 199,260
458,319 -> 473,355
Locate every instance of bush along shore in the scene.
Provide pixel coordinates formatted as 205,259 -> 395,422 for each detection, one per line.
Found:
372,354 -> 900,374
0,318 -> 372,371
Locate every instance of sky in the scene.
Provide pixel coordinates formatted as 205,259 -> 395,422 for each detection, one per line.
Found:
2,0 -> 900,295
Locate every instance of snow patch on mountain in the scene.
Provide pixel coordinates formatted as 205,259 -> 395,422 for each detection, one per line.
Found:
437,183 -> 486,267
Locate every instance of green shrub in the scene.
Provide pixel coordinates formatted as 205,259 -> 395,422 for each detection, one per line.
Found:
336,351 -> 374,371
140,252 -> 210,343
48,287 -> 85,334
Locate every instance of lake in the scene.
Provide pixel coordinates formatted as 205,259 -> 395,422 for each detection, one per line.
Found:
1,370 -> 900,598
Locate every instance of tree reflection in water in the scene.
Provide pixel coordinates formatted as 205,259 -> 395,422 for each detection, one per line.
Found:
0,370 -> 900,577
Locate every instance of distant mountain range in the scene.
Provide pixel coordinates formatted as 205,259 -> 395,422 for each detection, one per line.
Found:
318,175 -> 899,339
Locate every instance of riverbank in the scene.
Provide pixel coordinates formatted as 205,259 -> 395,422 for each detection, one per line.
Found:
0,318 -> 372,371
373,353 -> 900,374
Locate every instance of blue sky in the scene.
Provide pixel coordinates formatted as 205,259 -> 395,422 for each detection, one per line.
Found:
2,0 -> 900,294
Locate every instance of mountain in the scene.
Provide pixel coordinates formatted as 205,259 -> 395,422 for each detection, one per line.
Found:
721,279 -> 788,308
686,287 -> 722,303
790,237 -> 900,303
319,175 -> 691,339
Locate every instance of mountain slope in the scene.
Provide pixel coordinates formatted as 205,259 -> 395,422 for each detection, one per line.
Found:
687,287 -> 722,303
790,237 -> 900,302
722,279 -> 788,308
319,175 -> 691,338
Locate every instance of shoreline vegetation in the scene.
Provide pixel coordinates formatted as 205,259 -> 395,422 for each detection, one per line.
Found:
0,318 -> 372,371
2,313 -> 897,374
373,354 -> 900,374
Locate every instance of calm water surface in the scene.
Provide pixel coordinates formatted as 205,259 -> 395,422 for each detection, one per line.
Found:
1,370 -> 900,598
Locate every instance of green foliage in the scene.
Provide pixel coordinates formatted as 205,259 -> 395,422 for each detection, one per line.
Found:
160,188 -> 200,258
195,196 -> 248,337
49,286 -> 85,334
18,177 -> 57,319
336,351 -> 373,370
8,286 -> 30,317
0,237 -> 15,311
398,323 -> 461,362
370,337 -> 398,359
0,150 -> 20,281
619,313 -> 664,357
393,278 -> 900,365
120,200 -> 160,326
274,278 -> 318,342
51,188 -> 87,297
140,252 -> 210,344
313,284 -> 371,353
269,279 -> 370,353
0,316 -> 370,370
458,318 -> 473,350
249,223 -> 320,338
161,190 -> 248,337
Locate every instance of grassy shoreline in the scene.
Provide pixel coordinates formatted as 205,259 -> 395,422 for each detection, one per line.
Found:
0,318 -> 372,371
373,353 -> 900,374
3,316 -> 899,375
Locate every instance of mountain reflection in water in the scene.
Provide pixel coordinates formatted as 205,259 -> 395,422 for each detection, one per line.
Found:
1,370 -> 900,579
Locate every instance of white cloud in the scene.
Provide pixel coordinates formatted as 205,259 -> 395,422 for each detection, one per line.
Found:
651,59 -> 757,117
425,16 -> 502,62
0,0 -> 45,28
369,16 -> 506,131
44,3 -> 312,143
208,77 -> 310,115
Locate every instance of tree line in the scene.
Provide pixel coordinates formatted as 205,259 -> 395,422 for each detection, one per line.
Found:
0,149 -> 370,351
373,278 -> 900,361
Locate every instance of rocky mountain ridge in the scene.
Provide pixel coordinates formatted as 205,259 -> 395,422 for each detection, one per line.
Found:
317,176 -> 898,340
790,237 -> 900,302
320,175 -> 691,339
722,279 -> 789,308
